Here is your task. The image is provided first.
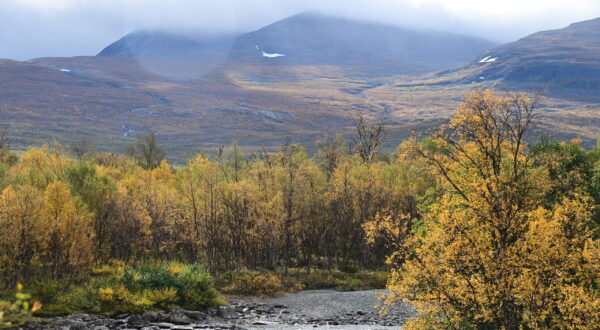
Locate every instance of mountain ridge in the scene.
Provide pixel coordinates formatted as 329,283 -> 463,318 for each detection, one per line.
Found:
415,16 -> 600,101
97,12 -> 498,77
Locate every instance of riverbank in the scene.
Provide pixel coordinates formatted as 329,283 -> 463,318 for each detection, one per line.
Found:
20,289 -> 414,329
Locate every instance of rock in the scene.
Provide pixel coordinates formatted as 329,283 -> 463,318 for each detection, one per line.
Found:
92,326 -> 110,330
254,305 -> 274,314
23,321 -> 44,329
252,321 -> 268,325
206,306 -> 219,316
165,310 -> 194,325
53,319 -> 90,330
182,310 -> 206,321
127,314 -> 146,327
216,306 -> 236,319
141,311 -> 161,322
152,322 -> 175,329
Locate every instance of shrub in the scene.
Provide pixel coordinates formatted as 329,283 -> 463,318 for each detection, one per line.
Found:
35,262 -> 223,316
29,278 -> 61,305
0,284 -> 42,328
338,264 -> 360,274
220,272 -> 285,296
292,269 -> 389,291
296,270 -> 341,289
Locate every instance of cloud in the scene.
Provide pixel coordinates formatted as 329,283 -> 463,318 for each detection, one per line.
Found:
1,0 -> 600,60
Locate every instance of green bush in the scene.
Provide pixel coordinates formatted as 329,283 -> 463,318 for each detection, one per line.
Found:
296,270 -> 342,289
35,262 -> 223,316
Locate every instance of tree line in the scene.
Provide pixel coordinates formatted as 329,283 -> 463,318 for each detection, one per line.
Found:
0,113 -> 432,285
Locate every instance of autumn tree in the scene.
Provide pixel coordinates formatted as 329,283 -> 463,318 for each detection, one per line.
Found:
363,146 -> 437,265
352,115 -> 385,163
0,127 -> 17,166
126,133 -> 166,170
70,139 -> 94,160
329,154 -> 428,268
218,141 -> 248,183
315,134 -> 348,179
0,185 -> 48,284
125,161 -> 181,259
43,181 -> 94,282
176,154 -> 224,271
387,90 -> 599,329
246,151 -> 285,270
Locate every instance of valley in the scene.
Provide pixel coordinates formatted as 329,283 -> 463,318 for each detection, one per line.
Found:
3,12 -> 599,162
1,4 -> 599,330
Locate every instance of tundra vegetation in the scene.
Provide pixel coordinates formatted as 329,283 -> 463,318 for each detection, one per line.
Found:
0,90 -> 598,329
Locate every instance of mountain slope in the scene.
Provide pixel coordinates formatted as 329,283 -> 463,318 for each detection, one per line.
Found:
228,12 -> 497,76
97,30 -> 236,66
98,12 -> 497,77
2,15 -> 599,162
421,17 -> 600,100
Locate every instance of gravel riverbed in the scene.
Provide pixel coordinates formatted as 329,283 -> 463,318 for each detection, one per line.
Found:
21,290 -> 415,329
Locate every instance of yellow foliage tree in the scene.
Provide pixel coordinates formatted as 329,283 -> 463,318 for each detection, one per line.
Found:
11,146 -> 70,190
176,154 -> 224,270
0,186 -> 48,284
387,90 -> 600,329
44,182 -> 94,281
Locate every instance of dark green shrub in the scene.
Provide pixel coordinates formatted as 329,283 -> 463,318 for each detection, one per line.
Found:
339,264 -> 360,274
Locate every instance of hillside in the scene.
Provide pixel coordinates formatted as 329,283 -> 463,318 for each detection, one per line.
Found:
1,14 -> 599,161
98,12 -> 497,77
226,12 -> 497,76
412,17 -> 600,101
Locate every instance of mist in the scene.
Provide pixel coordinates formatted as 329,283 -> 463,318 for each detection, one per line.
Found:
2,0 -> 600,60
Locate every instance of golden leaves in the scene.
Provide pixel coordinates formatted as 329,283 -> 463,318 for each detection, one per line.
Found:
388,90 -> 599,329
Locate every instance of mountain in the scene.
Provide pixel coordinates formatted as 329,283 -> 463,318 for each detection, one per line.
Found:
97,30 -> 237,71
97,12 -> 497,77
421,17 -> 600,100
2,14 -> 599,162
226,12 -> 497,76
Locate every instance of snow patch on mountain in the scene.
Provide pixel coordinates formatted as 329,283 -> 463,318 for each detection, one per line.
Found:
479,56 -> 497,63
262,51 -> 285,58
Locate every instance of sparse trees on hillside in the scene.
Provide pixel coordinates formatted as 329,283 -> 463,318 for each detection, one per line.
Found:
70,139 -> 94,160
352,115 -> 385,163
315,134 -> 348,179
126,133 -> 166,169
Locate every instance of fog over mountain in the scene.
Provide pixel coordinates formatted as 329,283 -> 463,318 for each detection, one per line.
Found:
2,0 -> 600,60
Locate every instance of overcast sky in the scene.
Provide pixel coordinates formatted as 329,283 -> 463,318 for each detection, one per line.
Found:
2,0 -> 600,60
